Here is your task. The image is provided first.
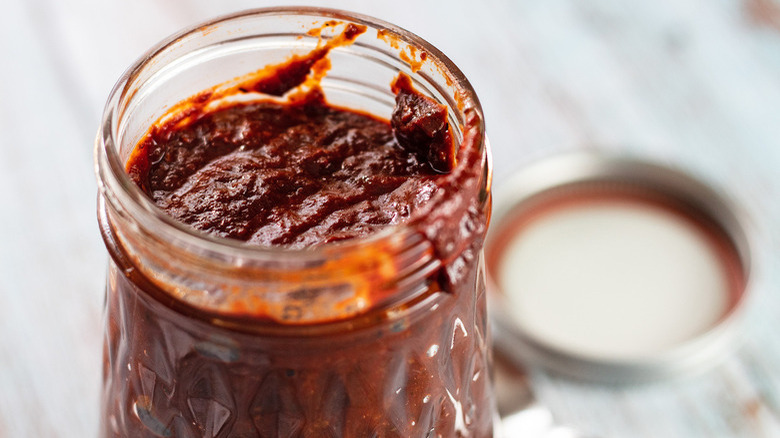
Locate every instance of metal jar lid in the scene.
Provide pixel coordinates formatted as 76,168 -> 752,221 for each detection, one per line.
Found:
486,151 -> 757,383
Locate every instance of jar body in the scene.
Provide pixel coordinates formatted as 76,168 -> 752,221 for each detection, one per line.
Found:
100,231 -> 492,437
96,8 -> 493,437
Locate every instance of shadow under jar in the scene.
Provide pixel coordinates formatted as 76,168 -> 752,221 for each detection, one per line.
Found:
95,8 -> 493,438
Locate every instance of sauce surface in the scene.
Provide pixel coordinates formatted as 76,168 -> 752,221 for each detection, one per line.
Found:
128,94 -> 446,248
127,72 -> 455,248
126,19 -> 456,248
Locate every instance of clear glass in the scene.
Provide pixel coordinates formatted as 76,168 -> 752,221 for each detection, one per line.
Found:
96,7 -> 493,437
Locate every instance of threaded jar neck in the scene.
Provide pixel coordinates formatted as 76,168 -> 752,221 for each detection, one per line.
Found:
95,7 -> 489,329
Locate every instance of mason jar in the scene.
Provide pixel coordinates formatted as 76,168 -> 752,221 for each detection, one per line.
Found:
95,8 -> 493,437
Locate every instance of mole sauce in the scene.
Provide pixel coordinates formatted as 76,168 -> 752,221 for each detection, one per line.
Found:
99,16 -> 493,438
126,86 -> 449,248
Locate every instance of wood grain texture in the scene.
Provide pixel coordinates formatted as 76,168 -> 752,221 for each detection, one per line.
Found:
1,0 -> 778,436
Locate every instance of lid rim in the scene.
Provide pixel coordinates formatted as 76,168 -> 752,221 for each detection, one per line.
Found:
487,151 -> 757,383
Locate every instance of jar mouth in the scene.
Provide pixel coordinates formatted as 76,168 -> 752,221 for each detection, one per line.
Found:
95,6 -> 487,265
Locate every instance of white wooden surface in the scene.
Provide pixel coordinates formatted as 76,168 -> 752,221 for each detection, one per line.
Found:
1,0 -> 779,437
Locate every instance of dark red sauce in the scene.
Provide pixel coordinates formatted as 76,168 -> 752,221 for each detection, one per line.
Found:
127,89 -> 448,248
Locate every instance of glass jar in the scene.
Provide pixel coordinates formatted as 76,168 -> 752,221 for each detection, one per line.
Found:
95,8 -> 493,437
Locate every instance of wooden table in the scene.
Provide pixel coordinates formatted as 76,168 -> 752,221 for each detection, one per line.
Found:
1,0 -> 778,436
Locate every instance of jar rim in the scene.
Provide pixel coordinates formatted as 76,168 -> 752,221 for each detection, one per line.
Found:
95,6 -> 487,264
